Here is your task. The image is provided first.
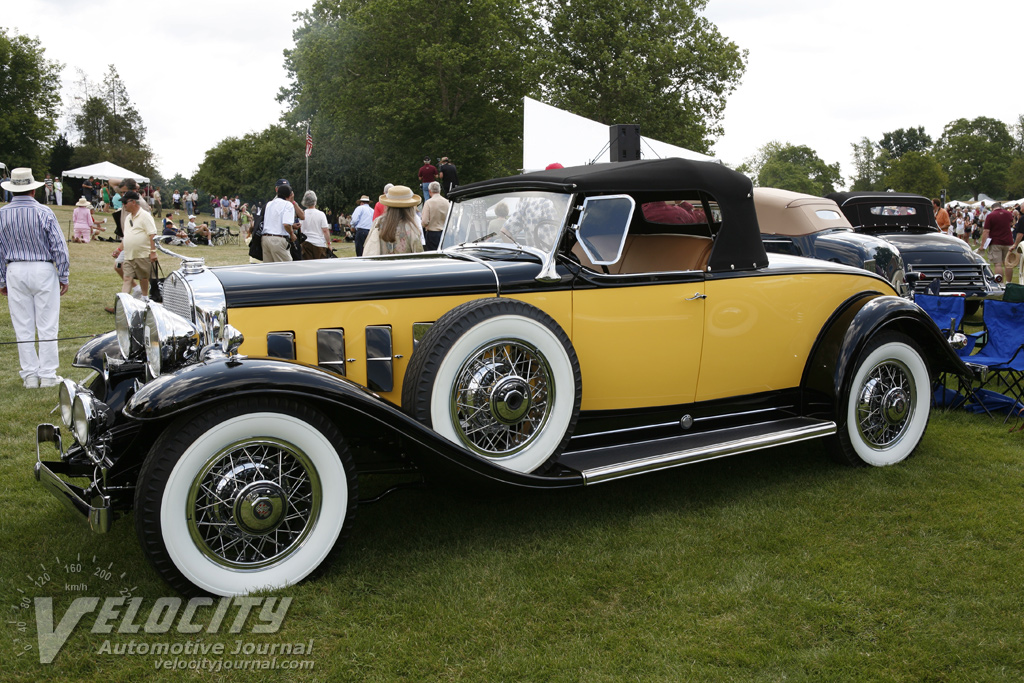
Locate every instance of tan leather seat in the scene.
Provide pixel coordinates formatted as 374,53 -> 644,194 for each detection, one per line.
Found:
573,234 -> 712,274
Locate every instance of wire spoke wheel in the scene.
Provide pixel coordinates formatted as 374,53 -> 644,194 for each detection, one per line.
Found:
403,298 -> 581,474
450,339 -> 553,457
836,333 -> 930,467
856,359 -> 915,449
188,438 -> 320,569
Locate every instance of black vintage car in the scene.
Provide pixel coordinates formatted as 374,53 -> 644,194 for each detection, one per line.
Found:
35,159 -> 973,597
827,191 -> 1001,312
755,188 -> 907,295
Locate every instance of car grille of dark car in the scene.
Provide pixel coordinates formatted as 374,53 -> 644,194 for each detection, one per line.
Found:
160,272 -> 194,322
911,264 -> 988,294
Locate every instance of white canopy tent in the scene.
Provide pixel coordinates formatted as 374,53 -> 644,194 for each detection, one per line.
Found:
62,161 -> 149,183
522,96 -> 719,172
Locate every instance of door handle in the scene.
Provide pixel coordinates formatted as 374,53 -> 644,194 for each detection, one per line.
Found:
686,292 -> 707,300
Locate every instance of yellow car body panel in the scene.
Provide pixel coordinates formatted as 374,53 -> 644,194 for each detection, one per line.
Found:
228,292 -> 573,405
696,272 -> 895,402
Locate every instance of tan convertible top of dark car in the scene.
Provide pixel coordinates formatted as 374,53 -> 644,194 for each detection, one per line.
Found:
754,187 -> 853,237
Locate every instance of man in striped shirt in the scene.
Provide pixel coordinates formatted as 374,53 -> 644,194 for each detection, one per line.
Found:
0,168 -> 71,389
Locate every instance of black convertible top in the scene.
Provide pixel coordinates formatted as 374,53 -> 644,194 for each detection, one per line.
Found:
826,191 -> 939,230
450,158 -> 768,273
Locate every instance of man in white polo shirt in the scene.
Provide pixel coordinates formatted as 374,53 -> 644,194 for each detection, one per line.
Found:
261,179 -> 305,262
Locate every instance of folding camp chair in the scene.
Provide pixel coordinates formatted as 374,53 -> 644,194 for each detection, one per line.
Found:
964,299 -> 1024,419
916,294 -> 987,413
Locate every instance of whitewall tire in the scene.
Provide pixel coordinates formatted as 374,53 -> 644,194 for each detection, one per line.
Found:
403,298 -> 581,474
135,399 -> 355,596
836,333 -> 931,467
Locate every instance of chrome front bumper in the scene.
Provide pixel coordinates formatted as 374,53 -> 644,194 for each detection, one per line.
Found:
34,423 -> 112,533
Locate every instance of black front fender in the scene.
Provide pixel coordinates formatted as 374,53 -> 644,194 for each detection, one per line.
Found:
125,357 -> 584,490
803,295 -> 973,410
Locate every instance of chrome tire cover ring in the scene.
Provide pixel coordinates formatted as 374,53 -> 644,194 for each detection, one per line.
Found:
449,338 -> 554,458
186,438 -> 321,570
855,358 -> 916,450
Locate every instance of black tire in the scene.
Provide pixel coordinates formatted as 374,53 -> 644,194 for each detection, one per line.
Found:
134,397 -> 357,596
402,298 -> 581,474
834,332 -> 931,467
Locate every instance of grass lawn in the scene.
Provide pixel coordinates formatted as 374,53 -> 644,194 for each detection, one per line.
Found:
1,203 -> 1023,681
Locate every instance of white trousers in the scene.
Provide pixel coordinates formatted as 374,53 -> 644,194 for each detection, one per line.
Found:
6,261 -> 61,381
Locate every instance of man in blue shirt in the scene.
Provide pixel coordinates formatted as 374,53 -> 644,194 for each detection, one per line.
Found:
0,168 -> 71,388
350,195 -> 374,257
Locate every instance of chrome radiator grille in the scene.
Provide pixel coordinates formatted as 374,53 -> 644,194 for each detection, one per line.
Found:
911,264 -> 988,293
161,272 -> 194,321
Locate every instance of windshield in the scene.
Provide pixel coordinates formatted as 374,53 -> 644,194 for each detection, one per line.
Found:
442,191 -> 572,252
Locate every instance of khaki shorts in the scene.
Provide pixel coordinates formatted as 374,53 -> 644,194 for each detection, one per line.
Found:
262,235 -> 293,262
122,256 -> 152,281
988,244 -> 1010,266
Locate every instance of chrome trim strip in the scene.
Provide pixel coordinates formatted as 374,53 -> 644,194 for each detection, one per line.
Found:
580,421 -> 837,485
693,407 -> 789,424
569,407 -> 793,441
570,421 -> 680,440
441,249 -> 502,295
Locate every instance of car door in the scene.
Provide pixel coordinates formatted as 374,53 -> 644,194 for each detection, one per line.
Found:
569,195 -> 706,411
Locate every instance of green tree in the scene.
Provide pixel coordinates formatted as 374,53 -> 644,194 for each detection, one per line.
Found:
192,126 -> 305,206
849,137 -> 883,191
935,116 -> 1013,199
0,28 -> 63,169
280,0 -> 539,208
48,133 -> 75,176
882,151 -> 948,197
879,126 -> 932,160
754,143 -> 842,196
1006,158 -> 1024,199
538,0 -> 746,154
69,65 -> 156,178
736,140 -> 783,182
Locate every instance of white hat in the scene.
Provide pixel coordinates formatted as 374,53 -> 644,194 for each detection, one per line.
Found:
188,214 -> 196,219
75,197 -> 90,207
1,167 -> 45,193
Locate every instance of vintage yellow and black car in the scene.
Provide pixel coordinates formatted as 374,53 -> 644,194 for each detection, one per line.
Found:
35,158 -> 973,597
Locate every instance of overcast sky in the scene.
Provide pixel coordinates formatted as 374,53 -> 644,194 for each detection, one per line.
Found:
5,0 -> 1020,185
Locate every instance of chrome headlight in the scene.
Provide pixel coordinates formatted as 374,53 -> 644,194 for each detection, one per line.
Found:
114,293 -> 148,359
59,379 -> 77,428
71,392 -> 111,449
144,304 -> 201,378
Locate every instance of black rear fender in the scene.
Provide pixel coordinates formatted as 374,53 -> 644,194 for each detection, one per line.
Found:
803,294 -> 971,411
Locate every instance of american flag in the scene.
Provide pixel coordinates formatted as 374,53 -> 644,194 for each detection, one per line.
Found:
305,124 -> 313,158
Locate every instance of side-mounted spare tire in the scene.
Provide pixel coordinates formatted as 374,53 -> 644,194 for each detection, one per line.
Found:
402,298 -> 582,474
834,332 -> 931,467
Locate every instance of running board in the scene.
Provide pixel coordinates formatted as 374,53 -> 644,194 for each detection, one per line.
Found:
558,417 -> 837,485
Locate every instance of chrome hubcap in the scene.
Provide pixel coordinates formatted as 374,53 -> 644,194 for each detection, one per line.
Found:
188,439 -> 320,569
856,360 -> 915,449
451,339 -> 553,457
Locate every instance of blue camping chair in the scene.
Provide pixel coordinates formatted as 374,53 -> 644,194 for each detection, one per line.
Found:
964,300 -> 1024,419
915,294 -> 965,337
917,294 -> 986,412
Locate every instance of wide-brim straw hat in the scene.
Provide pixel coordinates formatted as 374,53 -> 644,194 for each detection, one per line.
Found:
1006,248 -> 1021,269
1,167 -> 45,193
379,185 -> 421,208
75,197 -> 90,207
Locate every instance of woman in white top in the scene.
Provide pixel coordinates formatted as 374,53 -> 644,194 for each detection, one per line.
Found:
300,190 -> 332,259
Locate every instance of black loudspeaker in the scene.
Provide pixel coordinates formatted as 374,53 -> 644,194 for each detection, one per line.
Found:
610,124 -> 641,162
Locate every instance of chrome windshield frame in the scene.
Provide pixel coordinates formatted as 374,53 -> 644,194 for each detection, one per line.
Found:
442,191 -> 575,283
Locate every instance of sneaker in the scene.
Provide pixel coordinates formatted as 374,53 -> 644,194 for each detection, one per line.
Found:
39,376 -> 63,388
131,285 -> 142,298
104,306 -> 115,314
23,377 -> 39,389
